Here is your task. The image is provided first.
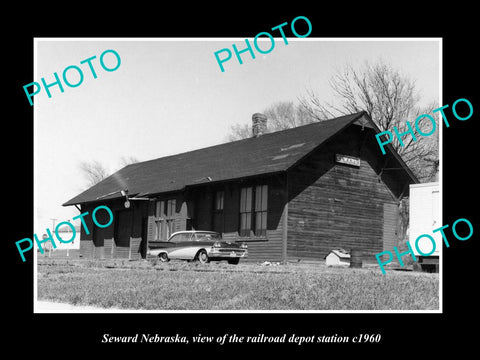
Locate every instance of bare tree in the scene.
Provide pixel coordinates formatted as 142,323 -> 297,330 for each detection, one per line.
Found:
79,160 -> 109,187
226,101 -> 314,141
225,60 -> 438,181
299,60 -> 438,182
119,156 -> 139,167
226,123 -> 252,142
263,101 -> 315,131
299,61 -> 421,125
79,156 -> 141,189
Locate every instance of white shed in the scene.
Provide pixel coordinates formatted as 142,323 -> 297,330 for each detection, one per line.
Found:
325,249 -> 350,266
408,182 -> 440,271
408,182 -> 440,256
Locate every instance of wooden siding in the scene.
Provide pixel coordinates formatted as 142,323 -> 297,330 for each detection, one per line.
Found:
113,246 -> 130,259
208,177 -> 286,262
104,238 -> 114,259
79,199 -> 149,259
93,246 -> 104,259
287,124 -> 401,262
145,177 -> 287,262
383,203 -> 399,253
146,193 -> 188,241
130,237 -> 142,260
80,240 -> 94,258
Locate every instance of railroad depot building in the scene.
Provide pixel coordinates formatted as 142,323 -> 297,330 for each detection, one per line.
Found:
63,111 -> 418,262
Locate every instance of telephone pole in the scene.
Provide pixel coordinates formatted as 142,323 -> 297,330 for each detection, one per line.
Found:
48,218 -> 57,257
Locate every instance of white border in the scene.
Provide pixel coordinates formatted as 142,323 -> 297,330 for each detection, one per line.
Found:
33,37 -> 443,314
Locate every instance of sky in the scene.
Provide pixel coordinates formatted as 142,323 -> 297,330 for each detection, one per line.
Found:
34,38 -> 440,234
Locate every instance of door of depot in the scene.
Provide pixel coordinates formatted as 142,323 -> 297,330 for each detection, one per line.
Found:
115,210 -> 133,247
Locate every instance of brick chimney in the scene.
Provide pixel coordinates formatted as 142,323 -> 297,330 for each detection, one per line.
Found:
252,113 -> 267,137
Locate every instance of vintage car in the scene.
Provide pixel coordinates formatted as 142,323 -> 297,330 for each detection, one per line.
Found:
147,231 -> 248,265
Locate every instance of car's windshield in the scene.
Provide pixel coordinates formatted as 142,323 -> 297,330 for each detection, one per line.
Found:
169,233 -> 191,243
195,233 -> 222,241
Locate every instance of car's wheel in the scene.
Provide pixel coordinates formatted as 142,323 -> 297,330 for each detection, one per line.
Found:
196,249 -> 209,264
228,258 -> 240,265
158,252 -> 169,262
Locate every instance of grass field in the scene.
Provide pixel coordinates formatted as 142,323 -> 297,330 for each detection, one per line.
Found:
36,258 -> 439,311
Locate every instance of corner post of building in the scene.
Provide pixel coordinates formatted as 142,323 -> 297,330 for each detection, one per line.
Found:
282,172 -> 289,265
129,236 -> 132,260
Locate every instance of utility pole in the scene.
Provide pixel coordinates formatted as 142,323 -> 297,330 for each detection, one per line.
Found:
49,218 -> 57,257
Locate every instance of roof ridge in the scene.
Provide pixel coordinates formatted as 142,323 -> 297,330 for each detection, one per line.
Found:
127,111 -> 366,168
63,111 -> 370,206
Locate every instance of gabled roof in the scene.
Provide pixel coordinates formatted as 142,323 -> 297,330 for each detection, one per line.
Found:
327,249 -> 351,259
63,111 -> 416,206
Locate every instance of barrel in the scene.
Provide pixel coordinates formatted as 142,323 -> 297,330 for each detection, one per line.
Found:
350,249 -> 363,268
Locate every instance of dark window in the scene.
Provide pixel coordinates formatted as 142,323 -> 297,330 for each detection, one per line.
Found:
215,190 -> 224,210
240,185 -> 267,237
166,199 -> 176,238
254,185 -> 268,236
154,199 -> 176,241
213,190 -> 225,233
154,200 -> 164,241
239,187 -> 253,236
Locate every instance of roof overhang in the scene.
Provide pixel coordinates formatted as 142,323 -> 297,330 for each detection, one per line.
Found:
63,111 -> 418,207
360,112 -> 419,184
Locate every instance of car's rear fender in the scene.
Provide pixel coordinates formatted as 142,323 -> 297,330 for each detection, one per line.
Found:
169,245 -> 208,260
156,250 -> 169,257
